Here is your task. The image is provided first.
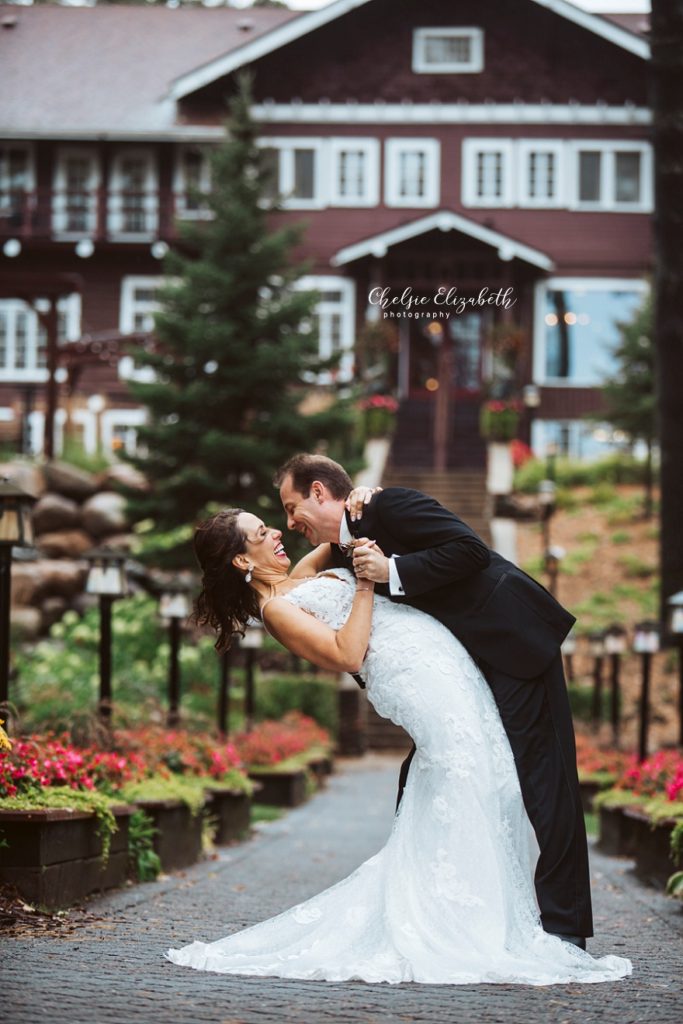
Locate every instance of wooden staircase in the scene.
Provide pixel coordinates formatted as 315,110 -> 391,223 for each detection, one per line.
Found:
380,467 -> 492,544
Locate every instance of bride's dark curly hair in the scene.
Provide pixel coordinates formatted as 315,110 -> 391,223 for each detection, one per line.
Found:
193,508 -> 260,654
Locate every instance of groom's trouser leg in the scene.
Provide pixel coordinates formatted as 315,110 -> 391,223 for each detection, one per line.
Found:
396,745 -> 416,811
481,652 -> 593,938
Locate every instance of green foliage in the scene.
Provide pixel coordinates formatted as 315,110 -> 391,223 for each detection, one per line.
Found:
119,773 -> 207,816
121,75 -> 360,547
611,531 -> 632,545
514,452 -> 654,493
618,553 -> 657,579
671,821 -> 683,868
666,870 -> 683,899
127,809 -> 161,882
599,294 -> 655,445
568,683 -> 606,722
0,787 -> 118,862
255,675 -> 338,735
583,811 -> 598,838
14,595 -> 222,733
251,803 -> 284,823
60,437 -> 111,474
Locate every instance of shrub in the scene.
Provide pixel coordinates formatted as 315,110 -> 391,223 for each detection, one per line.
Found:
255,675 -> 338,735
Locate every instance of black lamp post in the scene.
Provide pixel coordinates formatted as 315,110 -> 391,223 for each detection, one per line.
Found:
240,618 -> 264,733
538,479 -> 556,557
561,629 -> 578,683
665,591 -> 683,747
633,621 -> 660,762
159,581 -> 192,728
604,624 -> 628,748
589,630 -> 606,728
544,544 -> 565,598
85,547 -> 128,724
0,478 -> 37,713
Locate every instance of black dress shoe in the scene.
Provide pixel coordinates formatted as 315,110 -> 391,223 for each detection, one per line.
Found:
547,933 -> 587,950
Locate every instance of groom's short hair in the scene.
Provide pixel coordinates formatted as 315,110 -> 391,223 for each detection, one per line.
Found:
275,454 -> 352,500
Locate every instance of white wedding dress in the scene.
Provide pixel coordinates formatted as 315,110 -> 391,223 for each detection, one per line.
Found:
166,570 -> 632,985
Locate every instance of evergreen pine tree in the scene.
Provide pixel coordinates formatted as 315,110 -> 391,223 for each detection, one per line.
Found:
124,78 -> 358,542
600,294 -> 657,517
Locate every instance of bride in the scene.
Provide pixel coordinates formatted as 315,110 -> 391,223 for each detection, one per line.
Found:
166,507 -> 632,986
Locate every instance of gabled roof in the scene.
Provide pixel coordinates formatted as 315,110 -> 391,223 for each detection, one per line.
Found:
0,5 -> 298,138
170,0 -> 649,101
331,211 -> 555,271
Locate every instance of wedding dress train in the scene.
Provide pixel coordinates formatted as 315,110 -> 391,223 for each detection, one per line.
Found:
166,570 -> 631,985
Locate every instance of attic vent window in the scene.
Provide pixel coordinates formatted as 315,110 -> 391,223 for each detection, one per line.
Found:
413,28 -> 484,74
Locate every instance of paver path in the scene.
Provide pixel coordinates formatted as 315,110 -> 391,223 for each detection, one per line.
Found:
2,754 -> 682,1024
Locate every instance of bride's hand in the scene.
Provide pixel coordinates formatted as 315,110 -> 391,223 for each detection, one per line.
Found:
352,539 -> 390,584
345,486 -> 382,523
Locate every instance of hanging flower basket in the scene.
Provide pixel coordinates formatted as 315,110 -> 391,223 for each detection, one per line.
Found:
479,400 -> 521,443
358,395 -> 399,440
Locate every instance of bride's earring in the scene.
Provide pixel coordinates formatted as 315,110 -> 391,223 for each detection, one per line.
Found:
245,565 -> 254,583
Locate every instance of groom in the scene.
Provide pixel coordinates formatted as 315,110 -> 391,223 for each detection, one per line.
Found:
276,452 -> 592,950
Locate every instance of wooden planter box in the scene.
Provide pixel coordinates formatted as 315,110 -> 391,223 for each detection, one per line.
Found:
0,804 -> 134,909
247,768 -> 308,807
205,789 -> 251,845
307,755 -> 334,788
578,780 -> 603,815
134,799 -> 203,872
597,804 -> 643,858
623,807 -> 680,888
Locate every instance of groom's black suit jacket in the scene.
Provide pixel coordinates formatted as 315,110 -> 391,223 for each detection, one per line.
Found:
330,487 -> 575,681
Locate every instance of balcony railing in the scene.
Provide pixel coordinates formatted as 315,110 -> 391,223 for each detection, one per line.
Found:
0,187 -> 206,243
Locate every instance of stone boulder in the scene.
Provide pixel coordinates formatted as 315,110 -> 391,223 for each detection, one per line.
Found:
10,606 -> 42,641
10,561 -> 44,606
37,529 -> 94,559
39,595 -> 69,631
97,463 -> 149,494
37,559 -> 89,600
100,533 -> 136,553
82,492 -> 128,538
44,461 -> 98,501
0,460 -> 46,498
32,493 -> 81,535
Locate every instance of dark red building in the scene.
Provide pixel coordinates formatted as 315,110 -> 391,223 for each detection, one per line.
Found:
0,1 -> 651,476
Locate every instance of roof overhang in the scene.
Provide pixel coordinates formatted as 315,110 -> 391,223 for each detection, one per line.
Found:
170,0 -> 648,101
331,211 -> 555,272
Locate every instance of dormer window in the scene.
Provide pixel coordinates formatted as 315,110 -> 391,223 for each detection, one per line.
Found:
413,28 -> 483,74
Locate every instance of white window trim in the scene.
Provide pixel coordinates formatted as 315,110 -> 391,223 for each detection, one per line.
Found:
0,294 -> 81,383
295,275 -> 356,383
412,27 -> 484,74
532,276 -> 650,388
52,146 -> 100,238
385,138 -> 440,209
568,140 -> 653,213
108,149 -> 159,238
102,408 -> 148,457
257,137 -> 327,210
517,140 -> 565,209
173,144 -> 214,220
119,275 -> 164,384
0,142 -> 36,191
329,138 -> 379,208
462,138 -> 514,208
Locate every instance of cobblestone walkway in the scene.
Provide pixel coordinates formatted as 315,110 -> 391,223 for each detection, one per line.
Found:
2,754 -> 682,1024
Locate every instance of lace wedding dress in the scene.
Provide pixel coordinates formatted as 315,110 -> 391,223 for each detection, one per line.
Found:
166,570 -> 632,985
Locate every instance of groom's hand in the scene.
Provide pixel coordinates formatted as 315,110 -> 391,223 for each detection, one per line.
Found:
352,538 -> 390,584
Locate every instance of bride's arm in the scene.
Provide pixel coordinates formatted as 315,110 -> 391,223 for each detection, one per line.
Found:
290,543 -> 333,579
262,580 -> 374,674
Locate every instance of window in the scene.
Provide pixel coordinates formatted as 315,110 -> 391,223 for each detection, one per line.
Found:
517,141 -> 564,207
0,144 -> 34,226
53,148 -> 99,235
330,139 -> 379,207
102,408 -> 148,457
571,142 -> 652,211
0,295 -> 81,382
531,419 -> 641,461
257,139 -> 325,209
533,278 -> 648,386
295,276 -> 355,383
109,150 -> 158,236
385,139 -> 440,208
462,139 -> 514,207
413,28 -> 484,73
119,276 -> 164,383
174,146 -> 212,219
